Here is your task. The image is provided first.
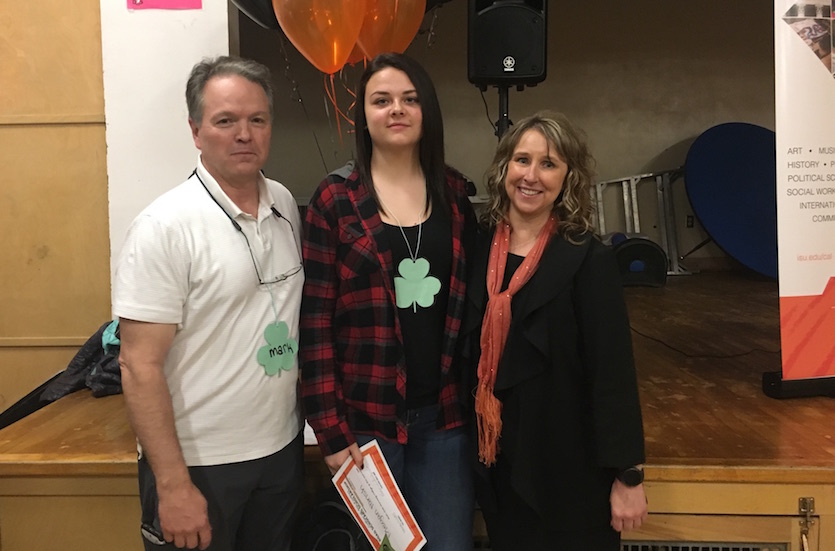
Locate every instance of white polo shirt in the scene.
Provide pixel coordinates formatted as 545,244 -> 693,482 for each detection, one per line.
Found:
113,158 -> 304,466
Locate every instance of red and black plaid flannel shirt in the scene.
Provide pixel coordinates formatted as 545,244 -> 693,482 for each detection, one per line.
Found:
300,167 -> 474,456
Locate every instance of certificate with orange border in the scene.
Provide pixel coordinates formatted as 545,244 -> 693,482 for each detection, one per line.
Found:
332,441 -> 426,551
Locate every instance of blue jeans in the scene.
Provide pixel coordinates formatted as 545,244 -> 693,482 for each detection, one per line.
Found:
355,406 -> 474,551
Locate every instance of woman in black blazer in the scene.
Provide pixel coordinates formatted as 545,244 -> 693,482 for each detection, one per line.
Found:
462,111 -> 647,550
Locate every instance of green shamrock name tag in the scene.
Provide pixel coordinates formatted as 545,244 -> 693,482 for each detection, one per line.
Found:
256,321 -> 298,377
394,258 -> 441,313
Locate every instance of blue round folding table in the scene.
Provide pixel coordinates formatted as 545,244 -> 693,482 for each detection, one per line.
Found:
685,122 -> 778,279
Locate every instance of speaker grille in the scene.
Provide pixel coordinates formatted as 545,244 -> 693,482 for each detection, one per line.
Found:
468,0 -> 547,87
472,538 -> 788,550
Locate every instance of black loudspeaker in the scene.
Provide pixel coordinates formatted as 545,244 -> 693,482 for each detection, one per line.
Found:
468,0 -> 547,89
612,238 -> 668,288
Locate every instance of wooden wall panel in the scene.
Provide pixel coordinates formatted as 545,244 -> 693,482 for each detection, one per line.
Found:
0,0 -> 104,124
0,0 -> 108,406
625,513 -> 795,543
0,495 -> 141,550
0,125 -> 111,339
0,348 -> 80,412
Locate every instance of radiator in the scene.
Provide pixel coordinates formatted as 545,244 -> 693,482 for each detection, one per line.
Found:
622,543 -> 787,551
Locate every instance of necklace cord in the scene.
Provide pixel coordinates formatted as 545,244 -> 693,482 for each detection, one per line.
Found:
376,193 -> 426,262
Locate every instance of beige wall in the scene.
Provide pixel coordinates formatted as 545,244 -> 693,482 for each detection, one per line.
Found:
239,0 -> 775,264
0,1 -> 775,409
0,0 -> 111,410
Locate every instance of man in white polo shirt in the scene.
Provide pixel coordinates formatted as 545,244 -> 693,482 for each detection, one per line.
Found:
113,56 -> 303,551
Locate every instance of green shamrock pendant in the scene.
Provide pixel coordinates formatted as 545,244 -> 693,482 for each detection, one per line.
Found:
394,258 -> 441,312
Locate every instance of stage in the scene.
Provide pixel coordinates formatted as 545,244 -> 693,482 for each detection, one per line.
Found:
1,270 -> 835,550
627,271 -> 835,479
624,270 -> 835,550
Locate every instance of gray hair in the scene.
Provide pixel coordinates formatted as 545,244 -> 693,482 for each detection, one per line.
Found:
185,56 -> 274,124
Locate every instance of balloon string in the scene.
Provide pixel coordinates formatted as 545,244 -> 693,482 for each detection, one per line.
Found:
424,6 -> 439,48
322,74 -> 339,146
278,35 -> 328,173
323,71 -> 359,146
329,74 -> 343,143
340,69 -> 356,128
322,83 -> 337,152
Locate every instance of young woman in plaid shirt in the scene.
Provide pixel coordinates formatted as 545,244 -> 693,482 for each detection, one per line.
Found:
300,53 -> 477,550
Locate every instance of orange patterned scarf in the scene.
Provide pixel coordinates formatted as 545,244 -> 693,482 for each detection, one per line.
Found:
475,216 -> 557,466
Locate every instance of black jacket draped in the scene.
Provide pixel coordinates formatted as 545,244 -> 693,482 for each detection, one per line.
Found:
461,230 -> 645,530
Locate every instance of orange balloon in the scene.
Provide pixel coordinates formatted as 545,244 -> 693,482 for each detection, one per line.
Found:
356,0 -> 426,59
273,0 -> 367,74
345,43 -> 366,67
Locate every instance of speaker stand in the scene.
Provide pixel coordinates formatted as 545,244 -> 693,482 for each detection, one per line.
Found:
495,85 -> 511,139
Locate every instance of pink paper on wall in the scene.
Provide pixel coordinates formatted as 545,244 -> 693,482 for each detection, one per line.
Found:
127,0 -> 202,9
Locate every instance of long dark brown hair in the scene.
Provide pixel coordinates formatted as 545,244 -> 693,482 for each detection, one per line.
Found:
353,53 -> 449,215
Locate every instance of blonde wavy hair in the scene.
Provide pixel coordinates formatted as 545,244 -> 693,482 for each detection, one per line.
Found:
480,110 -> 596,236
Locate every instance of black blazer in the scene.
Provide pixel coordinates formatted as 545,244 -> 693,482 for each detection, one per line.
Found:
461,230 -> 645,530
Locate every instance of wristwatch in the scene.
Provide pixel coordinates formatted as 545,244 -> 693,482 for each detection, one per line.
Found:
616,466 -> 644,487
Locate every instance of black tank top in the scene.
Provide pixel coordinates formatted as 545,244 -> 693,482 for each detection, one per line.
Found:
384,208 -> 452,408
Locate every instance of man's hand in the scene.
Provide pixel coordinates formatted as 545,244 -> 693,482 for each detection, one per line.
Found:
158,479 -> 212,550
610,479 -> 648,533
324,443 -> 363,475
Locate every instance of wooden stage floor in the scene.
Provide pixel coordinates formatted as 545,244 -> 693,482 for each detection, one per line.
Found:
2,270 -> 835,485
626,270 -> 835,484
5,268 -> 835,551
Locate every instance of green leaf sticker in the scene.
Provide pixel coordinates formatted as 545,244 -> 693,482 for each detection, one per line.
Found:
256,321 -> 297,377
378,534 -> 395,551
394,258 -> 441,312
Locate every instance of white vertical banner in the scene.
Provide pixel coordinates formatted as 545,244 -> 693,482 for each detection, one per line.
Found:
775,1 -> 835,380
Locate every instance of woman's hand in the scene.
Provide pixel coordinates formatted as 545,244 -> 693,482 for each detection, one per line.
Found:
324,443 -> 364,475
610,479 -> 648,532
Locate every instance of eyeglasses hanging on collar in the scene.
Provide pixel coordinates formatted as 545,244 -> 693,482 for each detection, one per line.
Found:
192,170 -> 302,286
